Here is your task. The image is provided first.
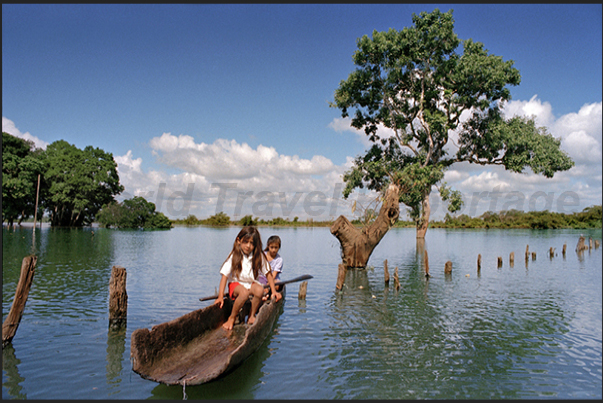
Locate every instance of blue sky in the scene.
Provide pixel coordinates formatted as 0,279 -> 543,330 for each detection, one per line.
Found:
3,3 -> 602,221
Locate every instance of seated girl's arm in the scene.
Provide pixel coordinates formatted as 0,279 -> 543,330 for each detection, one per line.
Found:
265,271 -> 282,302
214,274 -> 228,308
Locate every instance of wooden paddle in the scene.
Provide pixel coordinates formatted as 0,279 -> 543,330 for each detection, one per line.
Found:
199,274 -> 314,302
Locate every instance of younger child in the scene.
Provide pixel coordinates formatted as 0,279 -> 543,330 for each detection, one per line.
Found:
264,235 -> 283,281
214,226 -> 281,330
258,235 -> 283,300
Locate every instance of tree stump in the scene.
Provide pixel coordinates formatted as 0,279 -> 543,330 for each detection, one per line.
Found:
477,254 -> 481,271
576,236 -> 588,252
330,184 -> 399,288
444,261 -> 452,274
497,257 -> 503,268
525,245 -> 530,261
393,267 -> 400,291
509,252 -> 514,267
562,243 -> 567,256
424,250 -> 430,278
531,252 -> 536,260
298,281 -> 308,300
109,266 -> 128,330
3,255 -> 37,347
549,247 -> 555,259
384,259 -> 390,284
336,263 -> 347,290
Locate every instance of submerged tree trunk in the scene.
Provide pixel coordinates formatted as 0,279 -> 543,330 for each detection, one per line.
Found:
331,184 -> 400,288
416,192 -> 431,239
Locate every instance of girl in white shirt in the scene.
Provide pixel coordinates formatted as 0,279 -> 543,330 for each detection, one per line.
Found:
214,226 -> 282,330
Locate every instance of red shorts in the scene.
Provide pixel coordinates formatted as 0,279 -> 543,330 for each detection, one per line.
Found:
228,282 -> 241,299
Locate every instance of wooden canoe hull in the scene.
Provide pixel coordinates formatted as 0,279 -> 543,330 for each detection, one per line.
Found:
130,286 -> 285,386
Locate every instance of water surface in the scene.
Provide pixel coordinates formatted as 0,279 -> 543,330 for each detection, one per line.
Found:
3,226 -> 601,399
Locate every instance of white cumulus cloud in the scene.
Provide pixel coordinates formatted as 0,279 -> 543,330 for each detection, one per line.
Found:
114,133 -> 350,220
502,95 -> 556,127
2,117 -> 49,149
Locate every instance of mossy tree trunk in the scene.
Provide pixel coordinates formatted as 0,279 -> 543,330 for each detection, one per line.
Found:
416,192 -> 431,239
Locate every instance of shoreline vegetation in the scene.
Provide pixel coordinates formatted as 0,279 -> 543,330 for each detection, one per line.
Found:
170,205 -> 602,230
8,205 -> 601,231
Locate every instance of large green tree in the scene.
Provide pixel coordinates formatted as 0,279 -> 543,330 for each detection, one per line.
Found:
42,140 -> 124,227
331,9 -> 574,239
2,132 -> 45,226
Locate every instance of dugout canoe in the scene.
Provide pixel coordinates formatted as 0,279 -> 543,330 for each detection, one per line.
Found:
130,285 -> 285,386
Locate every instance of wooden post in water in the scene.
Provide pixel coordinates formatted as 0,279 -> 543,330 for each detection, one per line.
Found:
595,240 -> 600,249
336,263 -> 347,291
298,281 -> 308,300
444,261 -> 452,274
589,237 -> 593,250
2,255 -> 37,347
383,259 -> 390,285
562,243 -> 567,257
549,247 -> 555,259
525,245 -> 530,262
393,267 -> 400,291
109,266 -> 128,330
32,174 -> 41,230
424,250 -> 430,278
497,257 -> 503,268
531,252 -> 536,260
509,252 -> 514,268
477,254 -> 481,272
576,236 -> 588,252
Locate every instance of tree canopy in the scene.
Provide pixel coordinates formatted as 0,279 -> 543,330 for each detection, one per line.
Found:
2,132 -> 45,226
2,133 -> 125,227
331,9 -> 574,238
96,196 -> 172,229
42,140 -> 124,227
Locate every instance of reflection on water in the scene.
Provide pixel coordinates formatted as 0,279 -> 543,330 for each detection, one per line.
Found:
324,262 -> 576,399
2,345 -> 25,400
106,327 -> 126,392
2,226 -> 602,399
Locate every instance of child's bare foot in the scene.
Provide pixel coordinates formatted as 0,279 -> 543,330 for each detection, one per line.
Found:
247,315 -> 256,325
222,317 -> 235,330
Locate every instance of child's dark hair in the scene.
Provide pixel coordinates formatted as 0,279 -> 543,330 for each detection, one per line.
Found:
264,235 -> 281,251
228,226 -> 265,279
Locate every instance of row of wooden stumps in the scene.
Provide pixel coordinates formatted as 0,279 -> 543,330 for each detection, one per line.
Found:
360,235 -> 601,291
491,235 -> 600,269
2,261 -> 128,348
471,236 -> 599,273
383,259 -> 402,290
576,235 -> 599,252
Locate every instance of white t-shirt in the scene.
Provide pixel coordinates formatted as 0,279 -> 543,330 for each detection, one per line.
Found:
219,252 -> 271,289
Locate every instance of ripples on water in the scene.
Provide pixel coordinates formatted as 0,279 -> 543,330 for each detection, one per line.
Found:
2,226 -> 602,399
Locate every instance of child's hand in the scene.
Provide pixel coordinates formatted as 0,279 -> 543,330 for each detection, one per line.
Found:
214,297 -> 224,308
272,292 -> 282,302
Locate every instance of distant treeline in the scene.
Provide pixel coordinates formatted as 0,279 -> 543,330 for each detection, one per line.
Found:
172,205 -> 602,230
171,213 -> 333,228
428,205 -> 602,229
